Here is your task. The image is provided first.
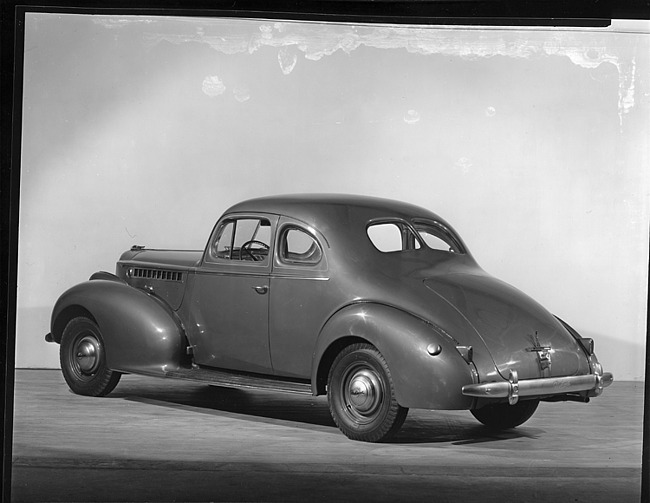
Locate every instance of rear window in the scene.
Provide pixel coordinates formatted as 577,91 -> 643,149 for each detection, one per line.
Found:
367,219 -> 465,254
413,219 -> 465,254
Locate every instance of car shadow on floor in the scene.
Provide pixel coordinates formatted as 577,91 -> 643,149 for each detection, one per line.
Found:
395,420 -> 545,445
109,379 -> 543,445
111,382 -> 338,432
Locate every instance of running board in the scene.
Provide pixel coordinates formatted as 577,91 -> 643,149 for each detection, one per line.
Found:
163,366 -> 313,396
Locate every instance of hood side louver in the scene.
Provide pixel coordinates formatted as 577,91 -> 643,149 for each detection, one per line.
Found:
131,267 -> 183,282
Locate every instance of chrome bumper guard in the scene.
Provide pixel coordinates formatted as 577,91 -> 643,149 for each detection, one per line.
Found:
462,370 -> 614,405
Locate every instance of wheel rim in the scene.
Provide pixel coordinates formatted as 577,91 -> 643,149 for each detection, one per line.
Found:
72,334 -> 102,376
342,364 -> 385,424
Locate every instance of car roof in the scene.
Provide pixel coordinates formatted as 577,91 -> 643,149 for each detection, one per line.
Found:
224,194 -> 449,228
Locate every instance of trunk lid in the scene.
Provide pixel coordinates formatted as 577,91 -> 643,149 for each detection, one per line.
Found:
423,273 -> 589,380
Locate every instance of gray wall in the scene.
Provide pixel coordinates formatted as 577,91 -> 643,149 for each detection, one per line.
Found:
17,14 -> 649,380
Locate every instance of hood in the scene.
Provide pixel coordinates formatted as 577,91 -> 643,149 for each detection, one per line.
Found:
119,248 -> 203,269
423,272 -> 589,380
116,248 -> 202,311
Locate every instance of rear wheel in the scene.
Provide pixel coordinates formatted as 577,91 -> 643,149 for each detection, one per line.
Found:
60,316 -> 121,396
471,399 -> 540,429
327,343 -> 408,442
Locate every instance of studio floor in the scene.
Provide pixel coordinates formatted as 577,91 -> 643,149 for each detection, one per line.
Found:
10,369 -> 644,503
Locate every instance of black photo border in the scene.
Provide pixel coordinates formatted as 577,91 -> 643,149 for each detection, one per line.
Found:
2,2 -> 649,502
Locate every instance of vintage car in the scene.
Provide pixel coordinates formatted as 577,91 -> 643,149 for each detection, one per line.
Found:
46,194 -> 613,442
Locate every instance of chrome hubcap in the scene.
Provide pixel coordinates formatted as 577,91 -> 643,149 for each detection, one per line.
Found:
75,336 -> 100,374
346,368 -> 382,417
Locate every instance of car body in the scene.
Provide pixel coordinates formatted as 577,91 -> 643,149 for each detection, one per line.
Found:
46,194 -> 613,441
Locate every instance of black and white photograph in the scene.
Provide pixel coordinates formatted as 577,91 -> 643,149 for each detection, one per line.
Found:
4,4 -> 649,502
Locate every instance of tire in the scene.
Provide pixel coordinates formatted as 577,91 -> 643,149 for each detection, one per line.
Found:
327,343 -> 408,442
60,316 -> 121,397
471,399 -> 540,430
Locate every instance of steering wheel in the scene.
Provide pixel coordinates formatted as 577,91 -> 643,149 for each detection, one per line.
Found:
239,240 -> 270,261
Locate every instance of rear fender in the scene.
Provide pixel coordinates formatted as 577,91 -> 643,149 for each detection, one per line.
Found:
50,276 -> 189,375
313,303 -> 477,410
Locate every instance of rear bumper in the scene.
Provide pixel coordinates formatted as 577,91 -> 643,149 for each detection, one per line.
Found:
462,371 -> 613,405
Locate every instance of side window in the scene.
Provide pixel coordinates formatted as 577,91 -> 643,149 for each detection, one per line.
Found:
214,221 -> 235,259
279,227 -> 322,265
211,218 -> 271,263
367,222 -> 421,253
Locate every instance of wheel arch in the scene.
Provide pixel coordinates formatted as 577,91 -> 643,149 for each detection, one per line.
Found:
50,277 -> 190,375
312,302 -> 476,410
314,335 -> 368,395
51,305 -> 96,344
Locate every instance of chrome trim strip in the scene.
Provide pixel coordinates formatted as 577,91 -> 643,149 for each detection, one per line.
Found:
270,274 -> 330,281
462,372 -> 613,399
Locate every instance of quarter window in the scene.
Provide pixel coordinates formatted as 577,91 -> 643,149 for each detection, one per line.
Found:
279,227 -> 322,265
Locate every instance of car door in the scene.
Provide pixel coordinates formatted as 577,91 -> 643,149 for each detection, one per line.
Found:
269,218 -> 332,379
188,214 -> 278,374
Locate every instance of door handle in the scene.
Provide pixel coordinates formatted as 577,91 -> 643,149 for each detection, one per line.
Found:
252,285 -> 269,295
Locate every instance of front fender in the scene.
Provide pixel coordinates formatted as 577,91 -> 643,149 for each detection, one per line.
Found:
313,303 -> 477,410
50,277 -> 188,375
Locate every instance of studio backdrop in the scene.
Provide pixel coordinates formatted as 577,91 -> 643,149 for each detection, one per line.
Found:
16,14 -> 649,380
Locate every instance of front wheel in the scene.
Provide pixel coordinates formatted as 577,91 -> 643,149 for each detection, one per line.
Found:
60,316 -> 121,396
471,399 -> 539,430
327,343 -> 408,442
